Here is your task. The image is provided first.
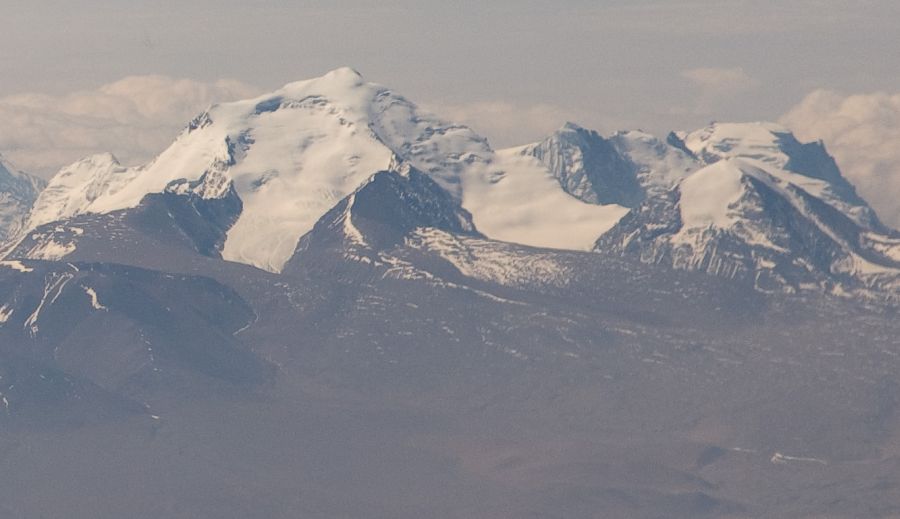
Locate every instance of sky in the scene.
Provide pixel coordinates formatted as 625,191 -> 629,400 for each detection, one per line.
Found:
2,0 -> 900,224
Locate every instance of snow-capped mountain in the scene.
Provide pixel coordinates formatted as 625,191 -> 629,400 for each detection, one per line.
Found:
285,163 -> 481,273
6,72 -> 898,300
4,72 -> 900,519
0,153 -> 45,245
283,161 -> 591,295
510,120 -> 899,297
597,123 -> 900,296
13,68 -> 626,273
676,122 -> 879,227
510,122 -> 697,207
22,152 -> 133,233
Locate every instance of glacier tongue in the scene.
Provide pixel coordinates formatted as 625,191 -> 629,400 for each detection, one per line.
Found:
15,68 -> 628,273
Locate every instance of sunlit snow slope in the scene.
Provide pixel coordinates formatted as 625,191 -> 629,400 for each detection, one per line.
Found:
597,123 -> 900,295
19,68 -> 626,272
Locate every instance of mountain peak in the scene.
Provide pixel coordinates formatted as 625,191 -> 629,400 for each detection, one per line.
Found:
596,153 -> 900,295
0,151 -> 11,171
278,66 -> 367,98
0,154 -> 46,244
322,66 -> 364,82
78,152 -> 122,168
676,158 -> 757,230
24,152 -> 134,234
0,153 -> 29,182
516,123 -> 697,208
682,121 -> 798,164
284,165 -> 482,274
12,71 -> 623,272
681,120 -> 875,225
559,121 -> 587,132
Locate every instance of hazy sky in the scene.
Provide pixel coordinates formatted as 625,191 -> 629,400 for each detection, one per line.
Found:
2,0 -> 900,223
4,0 -> 899,130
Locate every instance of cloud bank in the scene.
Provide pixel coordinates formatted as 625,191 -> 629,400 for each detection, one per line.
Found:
780,90 -> 900,229
0,76 -> 260,177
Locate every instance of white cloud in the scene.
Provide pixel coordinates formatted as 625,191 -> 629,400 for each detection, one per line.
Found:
780,90 -> 900,229
0,76 -> 261,177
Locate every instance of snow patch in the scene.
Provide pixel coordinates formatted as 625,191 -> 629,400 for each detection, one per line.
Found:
24,273 -> 74,336
677,159 -> 748,230
0,304 -> 12,324
341,193 -> 368,248
770,452 -> 827,465
0,260 -> 33,273
22,234 -> 77,260
864,233 -> 900,263
408,228 -> 571,287
81,285 -> 108,311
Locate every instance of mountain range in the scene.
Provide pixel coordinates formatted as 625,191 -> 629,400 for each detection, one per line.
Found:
1,68 -> 899,519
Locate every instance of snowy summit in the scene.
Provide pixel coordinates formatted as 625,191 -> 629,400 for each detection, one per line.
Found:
19,68 -> 626,272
